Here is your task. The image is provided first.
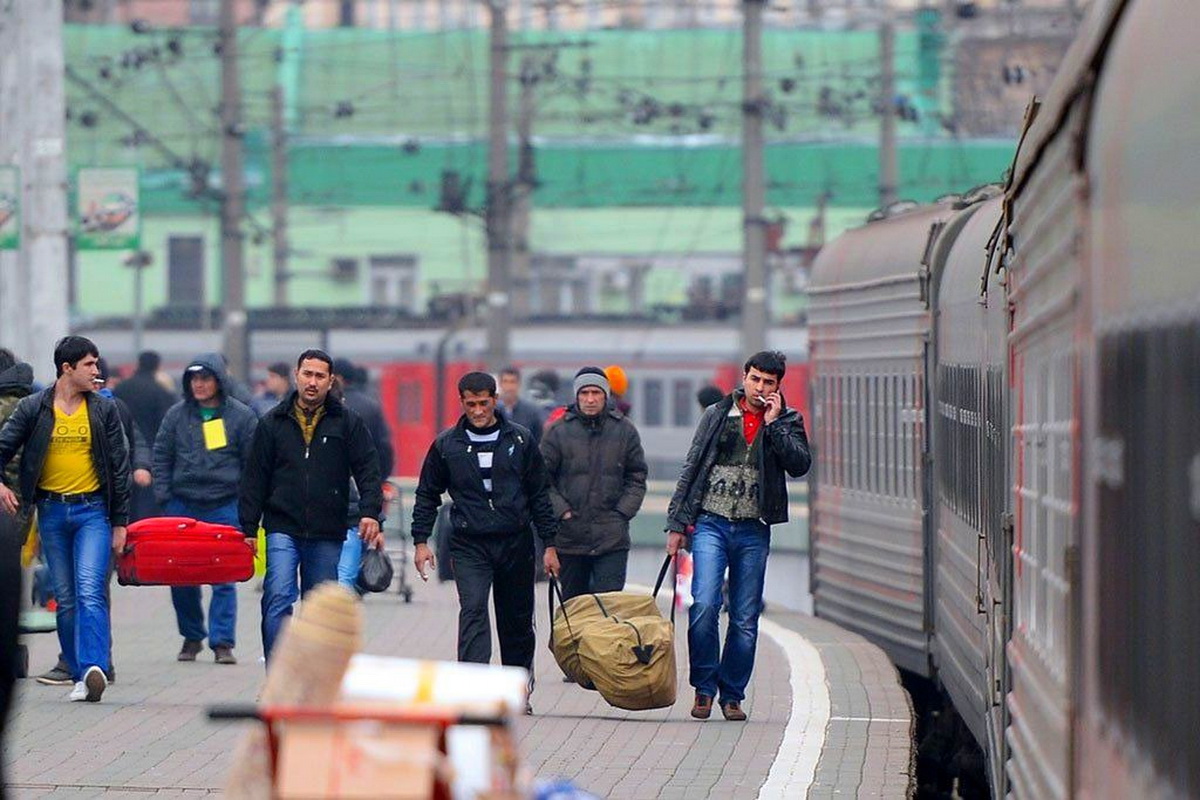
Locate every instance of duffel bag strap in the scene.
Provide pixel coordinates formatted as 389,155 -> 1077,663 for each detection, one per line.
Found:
651,553 -> 679,626
547,577 -> 576,646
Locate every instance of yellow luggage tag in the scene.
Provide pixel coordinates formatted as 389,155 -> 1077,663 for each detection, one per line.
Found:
202,418 -> 228,450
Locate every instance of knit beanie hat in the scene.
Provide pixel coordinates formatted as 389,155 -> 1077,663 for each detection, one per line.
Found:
573,366 -> 610,398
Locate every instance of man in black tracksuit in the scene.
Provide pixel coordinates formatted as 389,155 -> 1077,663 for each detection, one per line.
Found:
239,349 -> 382,660
411,372 -> 559,713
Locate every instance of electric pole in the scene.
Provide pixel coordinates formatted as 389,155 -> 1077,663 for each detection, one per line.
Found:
0,0 -> 69,385
485,0 -> 512,372
879,16 -> 899,208
511,54 -> 537,318
220,0 -> 248,380
271,85 -> 289,308
740,0 -> 768,356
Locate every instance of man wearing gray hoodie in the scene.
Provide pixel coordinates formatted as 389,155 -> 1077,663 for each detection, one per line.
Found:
152,354 -> 258,665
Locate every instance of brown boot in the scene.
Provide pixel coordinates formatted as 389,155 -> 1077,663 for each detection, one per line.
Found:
691,693 -> 713,720
177,639 -> 203,662
213,645 -> 237,665
720,701 -> 748,721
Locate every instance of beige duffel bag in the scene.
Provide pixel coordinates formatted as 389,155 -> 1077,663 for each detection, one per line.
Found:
548,556 -> 678,710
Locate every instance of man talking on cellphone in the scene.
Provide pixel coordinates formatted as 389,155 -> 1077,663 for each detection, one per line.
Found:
664,351 -> 810,723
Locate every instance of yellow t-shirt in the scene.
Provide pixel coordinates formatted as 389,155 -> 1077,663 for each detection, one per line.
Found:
38,403 -> 101,495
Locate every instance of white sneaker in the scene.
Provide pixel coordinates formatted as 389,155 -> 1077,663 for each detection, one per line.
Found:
82,665 -> 107,702
68,681 -> 87,702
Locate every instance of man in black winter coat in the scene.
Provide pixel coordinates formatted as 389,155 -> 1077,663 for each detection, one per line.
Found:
239,350 -> 382,661
0,348 -> 32,784
411,372 -> 559,714
540,366 -> 647,601
666,350 -> 811,723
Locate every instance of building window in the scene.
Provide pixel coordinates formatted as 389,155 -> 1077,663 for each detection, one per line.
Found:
367,254 -> 418,311
167,235 -> 205,307
189,0 -> 219,25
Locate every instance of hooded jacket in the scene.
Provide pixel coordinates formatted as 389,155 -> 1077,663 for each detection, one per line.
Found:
0,385 -> 131,527
540,405 -> 647,556
152,353 -> 259,508
411,415 -> 558,546
0,362 -> 34,511
239,390 -> 382,540
666,389 -> 811,531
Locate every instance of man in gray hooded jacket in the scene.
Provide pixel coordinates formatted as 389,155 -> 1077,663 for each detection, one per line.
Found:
152,353 -> 258,665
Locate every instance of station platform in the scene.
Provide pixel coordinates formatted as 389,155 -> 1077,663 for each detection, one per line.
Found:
3,560 -> 913,799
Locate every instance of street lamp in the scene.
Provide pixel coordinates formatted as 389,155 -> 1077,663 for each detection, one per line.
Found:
123,249 -> 153,357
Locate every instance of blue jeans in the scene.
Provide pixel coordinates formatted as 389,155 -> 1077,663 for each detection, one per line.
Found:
337,527 -> 363,589
688,513 -> 770,705
37,497 -> 113,681
261,533 -> 342,660
166,498 -> 239,649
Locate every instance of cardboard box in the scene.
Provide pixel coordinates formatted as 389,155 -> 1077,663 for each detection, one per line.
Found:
275,721 -> 441,799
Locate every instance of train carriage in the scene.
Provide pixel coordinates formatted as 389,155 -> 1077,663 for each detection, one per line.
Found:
809,0 -> 1200,796
807,202 -> 956,677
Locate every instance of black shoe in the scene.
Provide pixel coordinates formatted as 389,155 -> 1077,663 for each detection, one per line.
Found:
562,674 -> 576,684
178,639 -> 203,662
524,700 -> 533,716
36,660 -> 72,686
105,665 -> 116,684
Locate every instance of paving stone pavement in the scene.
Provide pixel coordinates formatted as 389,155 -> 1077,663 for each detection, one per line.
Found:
4,563 -> 913,799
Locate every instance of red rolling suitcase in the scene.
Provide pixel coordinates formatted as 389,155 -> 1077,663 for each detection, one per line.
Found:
117,516 -> 256,587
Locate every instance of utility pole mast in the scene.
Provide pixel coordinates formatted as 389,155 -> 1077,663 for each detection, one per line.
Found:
511,55 -> 536,318
271,86 -> 289,308
879,15 -> 899,208
484,0 -> 512,372
0,0 -> 69,385
219,0 -> 248,380
740,0 -> 768,357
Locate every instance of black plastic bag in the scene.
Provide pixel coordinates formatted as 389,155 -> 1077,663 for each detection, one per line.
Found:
358,547 -> 394,593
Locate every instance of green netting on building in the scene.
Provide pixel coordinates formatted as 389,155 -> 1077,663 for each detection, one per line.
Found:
65,23 -> 1008,213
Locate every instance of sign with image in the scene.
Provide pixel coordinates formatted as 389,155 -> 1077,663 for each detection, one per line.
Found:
76,167 -> 140,250
0,166 -> 18,251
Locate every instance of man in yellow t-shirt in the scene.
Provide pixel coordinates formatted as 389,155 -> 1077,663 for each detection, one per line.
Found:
0,336 -> 130,704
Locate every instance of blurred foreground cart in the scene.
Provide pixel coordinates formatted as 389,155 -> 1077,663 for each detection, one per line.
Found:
209,702 -> 518,800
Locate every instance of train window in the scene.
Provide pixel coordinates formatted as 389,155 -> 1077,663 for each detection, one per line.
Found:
397,380 -> 423,425
672,379 -> 693,428
643,379 -> 664,428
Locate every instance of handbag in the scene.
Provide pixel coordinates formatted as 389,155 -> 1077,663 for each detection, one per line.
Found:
358,546 -> 394,593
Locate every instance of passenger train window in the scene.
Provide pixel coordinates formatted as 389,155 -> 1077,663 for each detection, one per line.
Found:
672,379 -> 692,428
643,379 -> 664,427
397,380 -> 423,425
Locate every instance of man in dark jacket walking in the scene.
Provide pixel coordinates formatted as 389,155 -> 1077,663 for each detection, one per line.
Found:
666,350 -> 810,723
114,350 -> 176,520
498,366 -> 546,447
154,353 -> 258,665
239,350 -> 382,660
0,336 -> 130,704
541,367 -> 647,601
411,372 -> 559,713
0,348 -> 32,778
